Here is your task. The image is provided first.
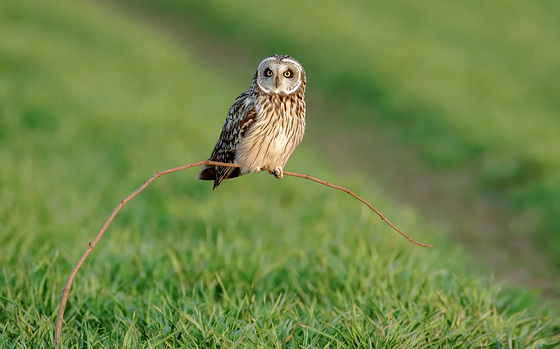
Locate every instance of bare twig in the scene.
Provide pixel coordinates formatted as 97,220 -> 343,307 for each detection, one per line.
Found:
285,322 -> 307,344
283,171 -> 433,248
53,161 -> 431,347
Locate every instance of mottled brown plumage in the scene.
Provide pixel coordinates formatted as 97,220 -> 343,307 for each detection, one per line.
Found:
196,54 -> 307,190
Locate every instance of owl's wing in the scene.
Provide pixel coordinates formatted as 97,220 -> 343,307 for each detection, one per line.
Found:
197,91 -> 257,190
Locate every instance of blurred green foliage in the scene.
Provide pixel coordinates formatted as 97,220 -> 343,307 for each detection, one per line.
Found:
135,0 -> 560,262
1,0 -> 559,347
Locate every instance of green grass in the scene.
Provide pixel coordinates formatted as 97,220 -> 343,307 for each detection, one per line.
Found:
132,0 -> 560,264
1,0 -> 559,347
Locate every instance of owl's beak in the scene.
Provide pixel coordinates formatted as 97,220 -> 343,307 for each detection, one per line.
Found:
274,76 -> 280,89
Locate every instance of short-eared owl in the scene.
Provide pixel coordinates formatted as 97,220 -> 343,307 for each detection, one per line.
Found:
196,54 -> 306,190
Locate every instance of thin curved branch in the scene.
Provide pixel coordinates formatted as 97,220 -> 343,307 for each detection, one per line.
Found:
283,171 -> 433,248
54,161 -> 431,347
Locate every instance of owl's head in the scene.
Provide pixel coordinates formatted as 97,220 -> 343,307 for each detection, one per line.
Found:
254,55 -> 306,95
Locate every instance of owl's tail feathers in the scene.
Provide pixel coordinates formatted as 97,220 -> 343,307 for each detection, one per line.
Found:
196,164 -> 241,190
195,165 -> 225,191
195,165 -> 216,181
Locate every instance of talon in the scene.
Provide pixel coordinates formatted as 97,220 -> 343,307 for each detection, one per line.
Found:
273,168 -> 283,179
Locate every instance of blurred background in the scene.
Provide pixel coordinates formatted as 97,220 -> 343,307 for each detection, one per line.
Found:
2,0 -> 559,301
117,0 -> 560,295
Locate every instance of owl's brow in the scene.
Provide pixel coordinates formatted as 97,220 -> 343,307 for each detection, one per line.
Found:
259,57 -> 278,68
280,58 -> 302,70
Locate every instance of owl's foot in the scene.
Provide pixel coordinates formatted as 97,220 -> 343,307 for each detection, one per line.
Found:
269,167 -> 283,179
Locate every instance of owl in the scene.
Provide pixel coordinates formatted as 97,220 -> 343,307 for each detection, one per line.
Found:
196,54 -> 307,190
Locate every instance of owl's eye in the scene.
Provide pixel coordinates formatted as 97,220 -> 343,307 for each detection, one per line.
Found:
264,68 -> 273,77
283,70 -> 293,78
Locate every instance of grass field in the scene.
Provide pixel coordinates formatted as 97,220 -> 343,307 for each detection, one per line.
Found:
1,0 -> 559,347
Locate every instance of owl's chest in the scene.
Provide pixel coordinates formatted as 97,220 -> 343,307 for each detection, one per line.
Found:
247,112 -> 294,151
235,104 -> 304,168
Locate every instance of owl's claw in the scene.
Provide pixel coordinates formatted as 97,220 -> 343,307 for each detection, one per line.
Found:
269,168 -> 283,179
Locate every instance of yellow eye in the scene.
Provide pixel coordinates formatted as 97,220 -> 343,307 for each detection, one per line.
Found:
283,70 -> 292,78
264,68 -> 273,77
